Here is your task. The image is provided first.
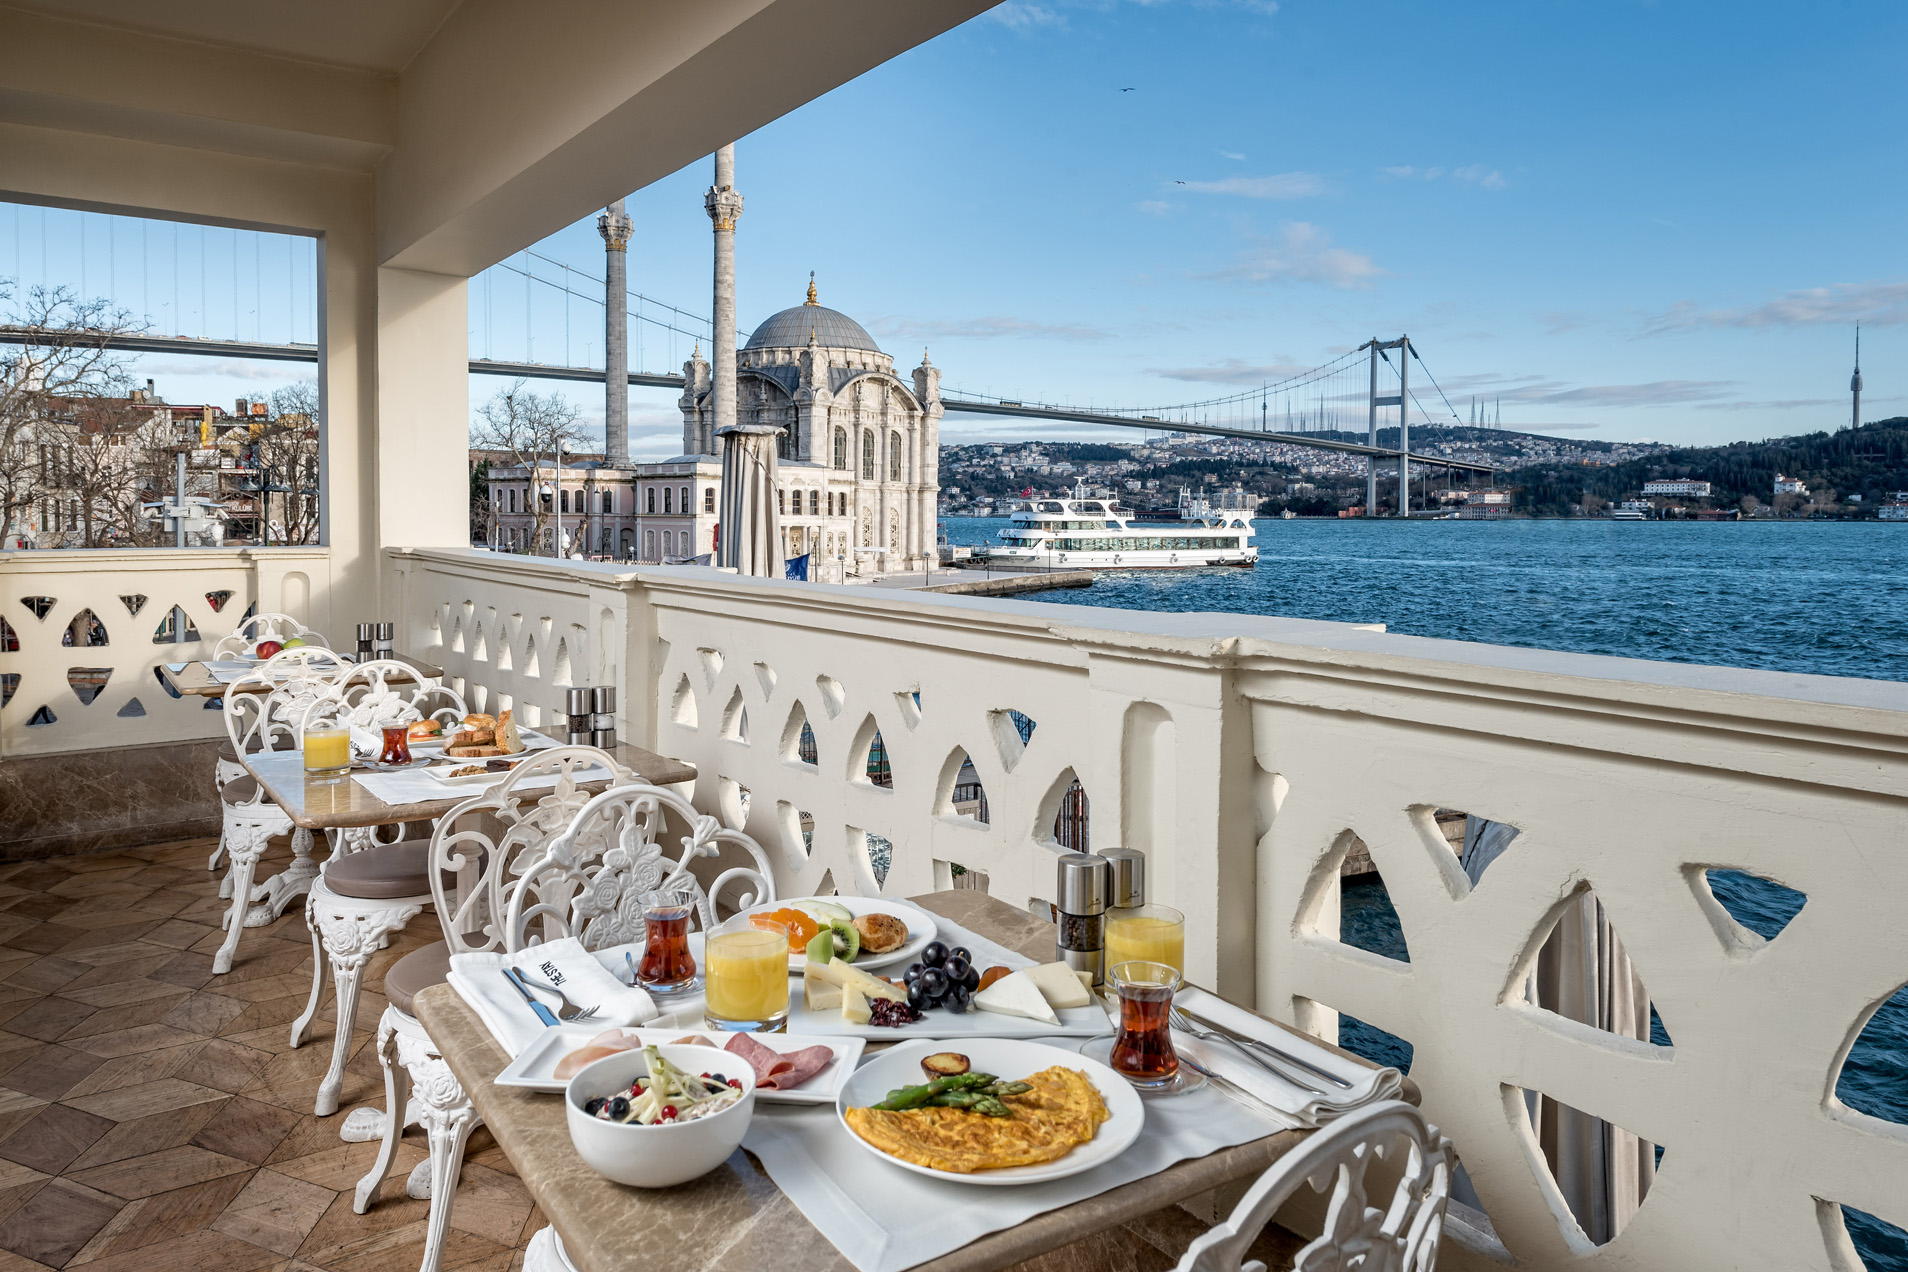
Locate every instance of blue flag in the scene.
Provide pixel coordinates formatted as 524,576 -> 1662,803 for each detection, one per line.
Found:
784,553 -> 810,581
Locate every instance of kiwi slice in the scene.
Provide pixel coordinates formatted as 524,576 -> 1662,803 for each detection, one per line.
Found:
829,919 -> 861,962
804,929 -> 835,964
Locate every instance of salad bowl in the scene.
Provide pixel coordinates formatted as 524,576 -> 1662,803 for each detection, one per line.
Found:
564,1043 -> 757,1187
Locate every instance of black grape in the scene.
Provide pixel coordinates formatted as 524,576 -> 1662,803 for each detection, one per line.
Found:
921,941 -> 949,967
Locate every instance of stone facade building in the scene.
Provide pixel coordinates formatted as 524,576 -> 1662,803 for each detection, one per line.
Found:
680,281 -> 942,575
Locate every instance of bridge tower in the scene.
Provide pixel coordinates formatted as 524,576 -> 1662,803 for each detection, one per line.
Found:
1851,326 -> 1862,432
1360,336 -> 1409,516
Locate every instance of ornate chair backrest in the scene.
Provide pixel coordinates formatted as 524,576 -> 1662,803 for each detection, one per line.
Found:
1175,1101 -> 1453,1272
222,647 -> 352,755
213,612 -> 330,659
316,658 -> 465,734
426,746 -> 638,958
503,781 -> 775,954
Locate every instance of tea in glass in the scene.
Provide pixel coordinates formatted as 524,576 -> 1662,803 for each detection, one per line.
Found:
636,889 -> 699,993
378,724 -> 411,765
1108,960 -> 1182,1087
704,915 -> 789,1032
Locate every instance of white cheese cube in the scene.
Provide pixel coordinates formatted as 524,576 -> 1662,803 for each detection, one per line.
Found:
972,969 -> 1060,1026
804,973 -> 843,1013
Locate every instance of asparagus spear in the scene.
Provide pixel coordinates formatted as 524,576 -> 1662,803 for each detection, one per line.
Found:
873,1072 -> 998,1110
928,1092 -> 1013,1116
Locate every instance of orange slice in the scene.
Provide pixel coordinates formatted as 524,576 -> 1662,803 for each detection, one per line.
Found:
753,907 -> 820,952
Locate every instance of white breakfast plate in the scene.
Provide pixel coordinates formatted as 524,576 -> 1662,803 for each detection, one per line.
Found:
733,896 -> 939,973
411,725 -> 557,756
835,1037 -> 1144,1185
495,1024 -> 864,1105
783,977 -> 1112,1041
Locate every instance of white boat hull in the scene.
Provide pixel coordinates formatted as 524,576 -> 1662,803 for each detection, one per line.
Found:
980,548 -> 1257,571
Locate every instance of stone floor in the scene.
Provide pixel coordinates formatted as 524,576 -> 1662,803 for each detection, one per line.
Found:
0,836 -> 1307,1272
0,836 -> 538,1272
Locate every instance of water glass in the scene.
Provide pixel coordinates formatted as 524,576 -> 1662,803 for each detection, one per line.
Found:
1105,905 -> 1186,976
704,914 -> 789,1032
1107,960 -> 1182,1087
636,888 -> 699,993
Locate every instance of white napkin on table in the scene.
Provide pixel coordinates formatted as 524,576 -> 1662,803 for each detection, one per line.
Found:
447,938 -> 658,1055
1169,985 -> 1402,1126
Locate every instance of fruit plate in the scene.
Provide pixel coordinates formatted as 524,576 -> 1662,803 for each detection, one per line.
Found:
732,896 -> 939,973
782,978 -> 1113,1040
835,1037 -> 1144,1185
495,1025 -> 864,1105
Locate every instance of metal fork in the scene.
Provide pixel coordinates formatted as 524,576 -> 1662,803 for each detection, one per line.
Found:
1169,1005 -> 1328,1096
508,967 -> 598,1022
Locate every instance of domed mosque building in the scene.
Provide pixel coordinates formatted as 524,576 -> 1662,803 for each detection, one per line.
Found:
679,276 -> 942,578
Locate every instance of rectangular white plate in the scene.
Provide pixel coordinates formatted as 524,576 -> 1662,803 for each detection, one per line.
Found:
411,726 -> 557,757
494,1025 -> 864,1105
783,978 -> 1113,1040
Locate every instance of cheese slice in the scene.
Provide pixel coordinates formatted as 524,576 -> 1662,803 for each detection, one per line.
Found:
806,959 -> 906,1002
972,969 -> 1060,1026
840,984 -> 872,1025
803,972 -> 843,1013
1024,962 -> 1092,1010
1074,969 -> 1095,994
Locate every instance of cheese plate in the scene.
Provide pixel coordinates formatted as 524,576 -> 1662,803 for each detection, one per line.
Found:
781,973 -> 1112,1040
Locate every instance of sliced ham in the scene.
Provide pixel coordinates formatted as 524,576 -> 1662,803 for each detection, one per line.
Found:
724,1033 -> 836,1090
552,1028 -> 642,1080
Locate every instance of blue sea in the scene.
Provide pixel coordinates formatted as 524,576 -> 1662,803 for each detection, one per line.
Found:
945,517 -> 1908,1263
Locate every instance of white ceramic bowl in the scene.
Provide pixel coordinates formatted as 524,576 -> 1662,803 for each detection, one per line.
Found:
563,1044 -> 756,1187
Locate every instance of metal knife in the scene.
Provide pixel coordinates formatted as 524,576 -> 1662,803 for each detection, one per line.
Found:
501,967 -> 560,1027
1179,1006 -> 1355,1089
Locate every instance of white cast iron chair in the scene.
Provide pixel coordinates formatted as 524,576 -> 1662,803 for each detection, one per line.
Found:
212,610 -> 332,659
286,664 -> 463,1116
352,762 -> 774,1272
211,649 -> 353,974
1175,1100 -> 1454,1272
209,641 -> 349,874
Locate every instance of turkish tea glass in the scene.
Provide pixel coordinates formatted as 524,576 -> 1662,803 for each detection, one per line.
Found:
1107,960 -> 1182,1086
378,724 -> 412,765
636,888 -> 699,994
704,914 -> 789,1033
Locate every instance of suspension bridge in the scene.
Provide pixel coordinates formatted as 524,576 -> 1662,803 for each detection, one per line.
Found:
2,204 -> 1498,486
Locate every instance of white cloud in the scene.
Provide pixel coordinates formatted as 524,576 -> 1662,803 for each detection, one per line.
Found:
866,314 -> 1113,341
1451,164 -> 1507,189
1434,373 -> 1735,408
1218,150 -> 1247,162
986,1 -> 1066,31
1646,280 -> 1908,332
1146,357 -> 1317,385
1381,165 -> 1441,181
1134,199 -> 1176,216
1213,222 -> 1382,290
1179,172 -> 1325,199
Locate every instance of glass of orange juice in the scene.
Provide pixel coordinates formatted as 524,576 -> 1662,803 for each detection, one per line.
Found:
704,914 -> 790,1033
302,720 -> 353,777
1104,904 -> 1185,977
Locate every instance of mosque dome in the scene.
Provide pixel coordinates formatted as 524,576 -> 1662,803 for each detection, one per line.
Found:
743,277 -> 881,353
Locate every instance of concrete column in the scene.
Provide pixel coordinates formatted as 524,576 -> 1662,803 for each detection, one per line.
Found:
705,145 -> 743,448
598,199 -> 633,465
375,266 -> 469,557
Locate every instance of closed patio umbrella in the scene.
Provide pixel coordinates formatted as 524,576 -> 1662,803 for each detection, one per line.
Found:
717,423 -> 783,577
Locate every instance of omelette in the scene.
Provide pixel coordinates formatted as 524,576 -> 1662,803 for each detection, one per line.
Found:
844,1066 -> 1110,1173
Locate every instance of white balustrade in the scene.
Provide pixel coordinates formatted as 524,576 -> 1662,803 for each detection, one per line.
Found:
385,544 -> 1908,1270
0,547 -> 331,758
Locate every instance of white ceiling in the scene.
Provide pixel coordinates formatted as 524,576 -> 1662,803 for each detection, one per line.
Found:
5,0 -> 464,72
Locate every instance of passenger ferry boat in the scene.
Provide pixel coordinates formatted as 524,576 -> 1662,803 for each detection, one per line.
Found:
982,484 -> 1257,571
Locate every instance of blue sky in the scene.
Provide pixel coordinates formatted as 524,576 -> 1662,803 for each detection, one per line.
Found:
6,0 -> 1903,458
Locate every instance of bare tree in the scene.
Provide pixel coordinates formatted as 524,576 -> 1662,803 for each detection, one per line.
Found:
254,380 -> 323,544
57,395 -> 173,546
470,380 -> 584,555
0,282 -> 143,545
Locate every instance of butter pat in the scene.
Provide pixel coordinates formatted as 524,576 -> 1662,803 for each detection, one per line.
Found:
972,969 -> 1060,1026
1024,962 -> 1092,1010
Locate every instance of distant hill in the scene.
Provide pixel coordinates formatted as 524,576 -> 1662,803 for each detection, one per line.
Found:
1508,418 -> 1908,516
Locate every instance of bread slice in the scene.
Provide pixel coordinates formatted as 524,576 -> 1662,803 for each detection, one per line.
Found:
498,709 -> 525,754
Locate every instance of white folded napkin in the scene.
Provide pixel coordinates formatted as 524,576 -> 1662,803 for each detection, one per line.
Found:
447,938 -> 658,1055
1169,985 -> 1402,1126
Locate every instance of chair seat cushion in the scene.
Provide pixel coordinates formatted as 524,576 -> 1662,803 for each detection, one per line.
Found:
325,842 -> 437,900
220,775 -> 265,806
386,940 -> 451,1016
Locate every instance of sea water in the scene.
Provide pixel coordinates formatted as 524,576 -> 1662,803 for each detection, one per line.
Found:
943,517 -> 1908,1263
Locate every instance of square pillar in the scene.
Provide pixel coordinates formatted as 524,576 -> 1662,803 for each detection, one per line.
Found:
376,266 -> 469,559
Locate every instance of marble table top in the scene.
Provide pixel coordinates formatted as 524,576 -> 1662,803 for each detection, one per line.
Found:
158,651 -> 445,697
244,742 -> 696,830
413,890 -> 1407,1272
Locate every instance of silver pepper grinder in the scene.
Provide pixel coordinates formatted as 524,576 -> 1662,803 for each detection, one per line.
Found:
1099,846 -> 1145,912
565,686 -> 594,745
355,622 -> 374,662
1054,852 -> 1113,987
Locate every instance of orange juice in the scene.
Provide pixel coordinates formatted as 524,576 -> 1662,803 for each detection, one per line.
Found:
704,925 -> 789,1030
1105,907 -> 1185,976
303,727 -> 352,775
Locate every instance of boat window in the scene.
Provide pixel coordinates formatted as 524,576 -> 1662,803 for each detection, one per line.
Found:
1040,502 -> 1065,513
1105,521 -> 1119,529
